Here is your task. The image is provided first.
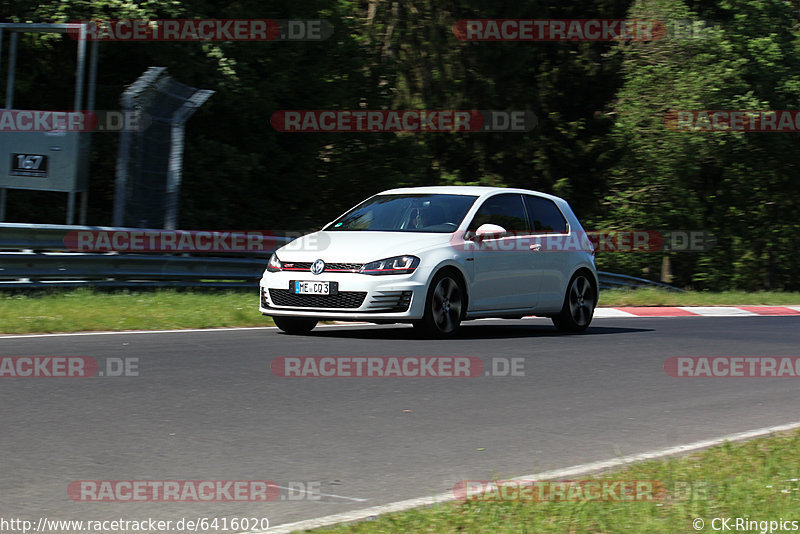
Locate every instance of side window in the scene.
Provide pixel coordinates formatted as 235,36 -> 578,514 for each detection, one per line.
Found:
468,194 -> 529,233
523,196 -> 568,234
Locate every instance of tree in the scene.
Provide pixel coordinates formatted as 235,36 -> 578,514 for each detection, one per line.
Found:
601,0 -> 800,289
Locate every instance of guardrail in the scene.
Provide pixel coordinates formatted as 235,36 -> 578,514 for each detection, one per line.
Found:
0,223 -> 682,290
0,222 -> 286,288
597,271 -> 683,291
0,222 -> 284,255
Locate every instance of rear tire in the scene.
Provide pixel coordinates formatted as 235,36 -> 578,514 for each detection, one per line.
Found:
273,317 -> 318,335
413,271 -> 464,339
552,272 -> 595,333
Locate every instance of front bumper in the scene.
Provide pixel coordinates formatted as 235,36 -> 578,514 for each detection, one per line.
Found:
259,270 -> 429,321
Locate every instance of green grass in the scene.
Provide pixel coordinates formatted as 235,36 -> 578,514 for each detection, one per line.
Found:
0,289 -> 272,334
1,288 -> 798,334
311,430 -> 800,533
599,288 -> 800,307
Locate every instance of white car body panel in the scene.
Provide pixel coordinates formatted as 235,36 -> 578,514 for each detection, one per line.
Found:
259,186 -> 597,323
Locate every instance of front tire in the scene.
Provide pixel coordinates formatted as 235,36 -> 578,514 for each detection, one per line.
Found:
413,271 -> 464,338
552,272 -> 595,333
273,317 -> 318,335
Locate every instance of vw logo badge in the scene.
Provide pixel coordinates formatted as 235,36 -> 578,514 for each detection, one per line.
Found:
311,259 -> 325,275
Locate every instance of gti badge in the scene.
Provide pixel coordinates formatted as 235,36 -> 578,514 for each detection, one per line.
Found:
311,259 -> 325,275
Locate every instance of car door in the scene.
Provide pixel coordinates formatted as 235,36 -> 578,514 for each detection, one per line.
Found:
467,193 -> 541,311
523,194 -> 571,310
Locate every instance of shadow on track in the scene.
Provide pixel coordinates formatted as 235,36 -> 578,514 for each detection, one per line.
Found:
299,322 -> 653,340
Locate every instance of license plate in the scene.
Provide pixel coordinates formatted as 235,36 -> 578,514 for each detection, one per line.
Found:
293,281 -> 330,295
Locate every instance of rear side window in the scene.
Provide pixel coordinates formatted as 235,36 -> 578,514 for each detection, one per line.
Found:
523,195 -> 568,234
468,193 -> 529,233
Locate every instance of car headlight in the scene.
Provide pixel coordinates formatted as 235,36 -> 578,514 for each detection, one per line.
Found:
267,253 -> 283,272
360,255 -> 420,275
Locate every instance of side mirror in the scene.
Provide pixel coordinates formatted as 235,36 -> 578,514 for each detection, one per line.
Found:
474,223 -> 507,241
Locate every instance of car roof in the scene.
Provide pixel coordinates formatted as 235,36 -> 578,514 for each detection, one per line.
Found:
377,185 -> 566,203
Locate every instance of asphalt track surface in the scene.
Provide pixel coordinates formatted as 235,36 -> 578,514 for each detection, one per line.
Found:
2,316 -> 800,531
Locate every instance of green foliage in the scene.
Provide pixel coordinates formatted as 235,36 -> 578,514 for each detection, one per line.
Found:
317,429 -> 800,533
2,0 -> 799,289
602,0 -> 800,290
0,289 -> 271,333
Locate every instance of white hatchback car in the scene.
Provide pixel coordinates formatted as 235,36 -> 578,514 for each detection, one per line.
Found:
260,186 -> 598,337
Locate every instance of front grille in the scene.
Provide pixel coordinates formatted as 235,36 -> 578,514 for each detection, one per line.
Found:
282,262 -> 312,270
281,261 -> 364,272
327,263 -> 364,271
268,288 -> 367,309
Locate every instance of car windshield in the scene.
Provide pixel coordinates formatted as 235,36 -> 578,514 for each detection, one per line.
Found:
326,194 -> 478,233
